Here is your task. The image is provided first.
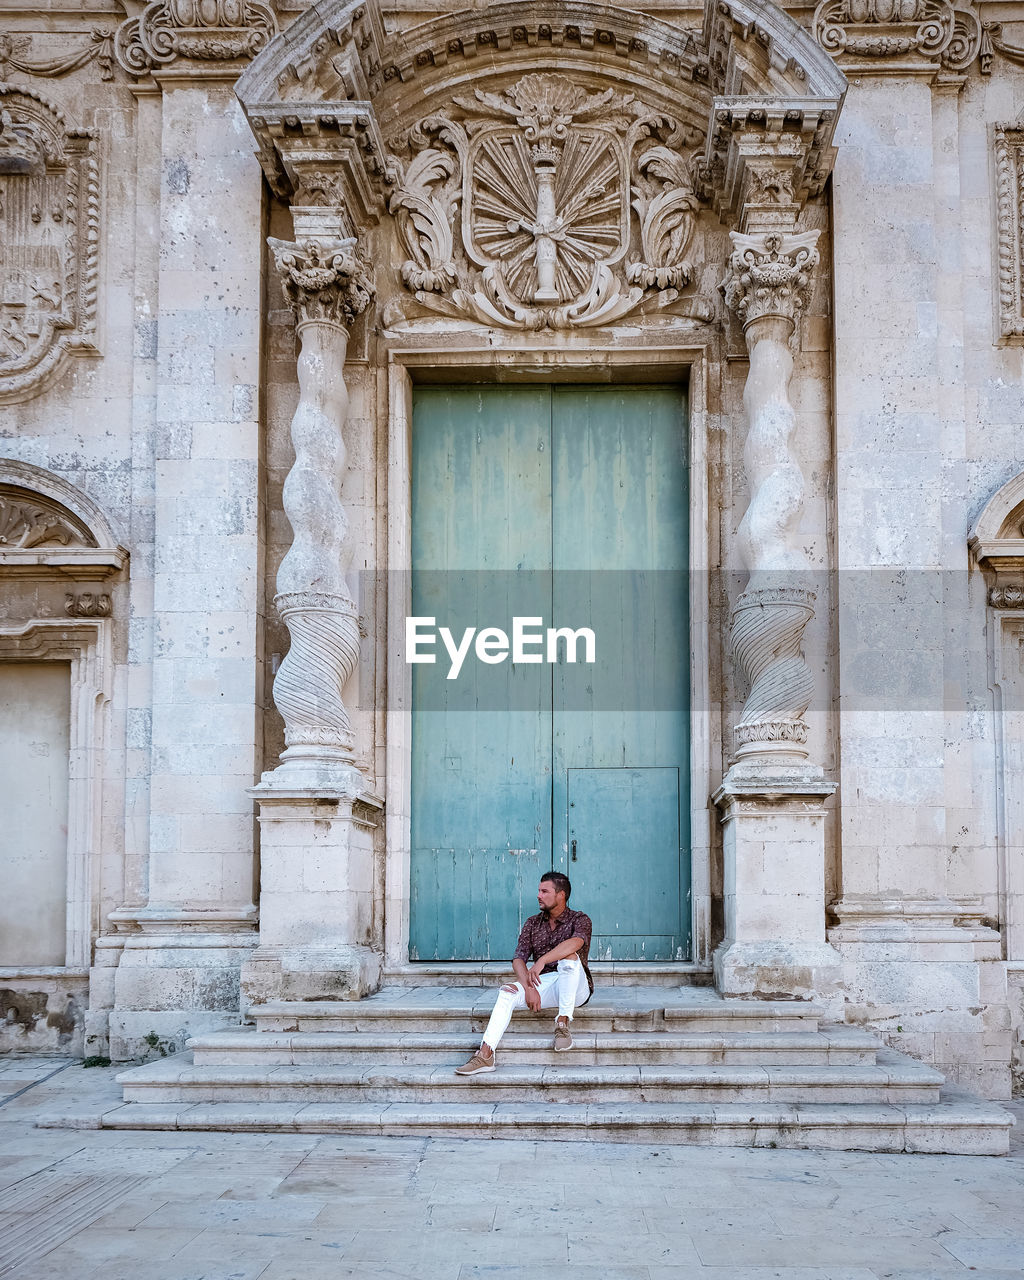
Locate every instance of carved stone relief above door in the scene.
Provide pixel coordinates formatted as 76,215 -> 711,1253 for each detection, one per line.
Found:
386,72 -> 707,330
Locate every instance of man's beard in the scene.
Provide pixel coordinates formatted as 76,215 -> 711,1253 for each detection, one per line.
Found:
540,905 -> 551,920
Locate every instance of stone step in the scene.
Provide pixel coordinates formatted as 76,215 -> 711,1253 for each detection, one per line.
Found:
117,1051 -> 943,1106
384,962 -> 714,989
249,988 -> 823,1035
67,1092 -> 1013,1155
188,1026 -> 880,1068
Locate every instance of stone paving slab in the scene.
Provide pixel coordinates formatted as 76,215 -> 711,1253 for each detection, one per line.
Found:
0,1058 -> 1022,1280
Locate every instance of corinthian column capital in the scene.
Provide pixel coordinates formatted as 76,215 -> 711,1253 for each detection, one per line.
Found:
269,236 -> 374,330
723,230 -> 820,332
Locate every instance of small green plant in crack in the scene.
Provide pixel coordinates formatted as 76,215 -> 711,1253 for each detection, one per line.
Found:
82,1056 -> 111,1068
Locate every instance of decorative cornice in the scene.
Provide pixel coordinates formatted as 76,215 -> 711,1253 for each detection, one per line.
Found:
269,237 -> 374,329
114,0 -> 277,77
811,0 -> 982,72
722,230 -> 821,330
244,103 -> 394,225
696,98 -> 841,227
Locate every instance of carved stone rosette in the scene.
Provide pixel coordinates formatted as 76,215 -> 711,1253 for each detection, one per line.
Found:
266,236 -> 373,785
722,230 -> 821,759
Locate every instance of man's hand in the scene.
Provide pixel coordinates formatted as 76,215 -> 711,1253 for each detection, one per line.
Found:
524,985 -> 542,1012
526,962 -> 545,989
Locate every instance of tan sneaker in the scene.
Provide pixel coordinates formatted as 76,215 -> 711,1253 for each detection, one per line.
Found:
455,1049 -> 496,1075
553,1020 -> 573,1051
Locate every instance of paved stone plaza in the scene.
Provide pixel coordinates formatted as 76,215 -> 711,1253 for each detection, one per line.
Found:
0,1056 -> 1020,1280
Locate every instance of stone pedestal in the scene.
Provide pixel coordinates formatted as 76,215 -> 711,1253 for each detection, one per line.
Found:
829,896 -> 1010,1099
714,763 -> 842,1013
241,785 -> 382,1006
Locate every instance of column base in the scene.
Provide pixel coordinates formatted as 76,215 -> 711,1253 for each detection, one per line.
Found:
241,943 -> 382,1007
246,777 -> 384,1007
713,939 -> 844,1017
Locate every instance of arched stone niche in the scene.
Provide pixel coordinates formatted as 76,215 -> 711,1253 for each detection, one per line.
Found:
234,0 -> 849,1006
0,459 -> 126,1053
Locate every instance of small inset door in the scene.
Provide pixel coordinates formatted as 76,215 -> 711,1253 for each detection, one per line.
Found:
567,767 -> 682,960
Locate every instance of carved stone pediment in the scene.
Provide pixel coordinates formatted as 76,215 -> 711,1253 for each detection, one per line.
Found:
237,0 -> 846,331
0,86 -> 99,404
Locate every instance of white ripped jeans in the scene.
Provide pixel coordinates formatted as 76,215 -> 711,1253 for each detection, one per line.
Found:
481,956 -> 591,1051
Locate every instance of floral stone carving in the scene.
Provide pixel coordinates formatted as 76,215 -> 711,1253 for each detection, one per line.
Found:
387,73 -> 708,330
114,0 -> 277,75
995,125 -> 1024,341
0,86 -> 99,404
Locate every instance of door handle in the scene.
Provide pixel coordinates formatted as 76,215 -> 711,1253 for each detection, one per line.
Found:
571,839 -> 577,862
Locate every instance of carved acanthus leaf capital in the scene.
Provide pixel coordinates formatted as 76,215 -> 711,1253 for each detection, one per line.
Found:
722,230 -> 821,331
269,237 -> 374,329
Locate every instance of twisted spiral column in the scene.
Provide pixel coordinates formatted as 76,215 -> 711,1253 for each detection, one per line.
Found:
722,230 -> 821,761
265,237 -> 373,786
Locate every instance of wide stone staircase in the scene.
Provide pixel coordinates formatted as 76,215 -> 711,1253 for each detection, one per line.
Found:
101,984 -> 1013,1153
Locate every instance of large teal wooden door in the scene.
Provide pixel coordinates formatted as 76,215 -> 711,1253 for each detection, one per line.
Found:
410,385 -> 689,961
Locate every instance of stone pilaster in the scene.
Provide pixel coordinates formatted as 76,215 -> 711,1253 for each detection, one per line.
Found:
108,67 -> 265,1060
716,224 -> 841,1009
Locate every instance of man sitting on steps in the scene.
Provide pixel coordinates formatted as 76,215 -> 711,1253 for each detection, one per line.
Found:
455,871 -> 593,1075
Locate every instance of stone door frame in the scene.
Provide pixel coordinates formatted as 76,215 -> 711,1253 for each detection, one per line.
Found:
381,339 -> 714,974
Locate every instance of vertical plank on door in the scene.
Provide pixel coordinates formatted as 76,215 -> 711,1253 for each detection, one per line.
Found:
551,386 -> 690,959
410,385 -> 553,960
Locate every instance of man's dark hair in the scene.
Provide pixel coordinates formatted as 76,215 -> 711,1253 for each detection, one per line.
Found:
541,871 -> 571,900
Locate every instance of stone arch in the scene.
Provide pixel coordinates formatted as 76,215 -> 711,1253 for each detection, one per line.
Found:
0,458 -> 126,557
971,471 -> 1024,547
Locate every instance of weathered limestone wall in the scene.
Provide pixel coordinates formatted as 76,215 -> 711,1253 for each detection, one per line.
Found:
0,56 -> 138,1052
106,76 -> 266,1060
826,61 -> 1024,1096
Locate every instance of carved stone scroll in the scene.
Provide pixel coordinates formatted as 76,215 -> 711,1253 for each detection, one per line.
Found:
0,86 -> 99,405
114,0 -> 277,75
811,0 -> 982,70
722,230 -> 821,758
265,237 -> 373,787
